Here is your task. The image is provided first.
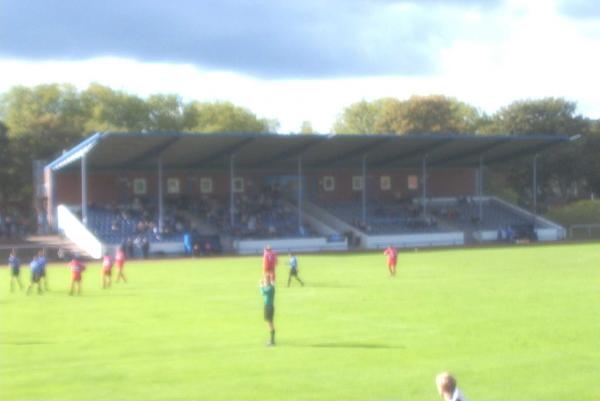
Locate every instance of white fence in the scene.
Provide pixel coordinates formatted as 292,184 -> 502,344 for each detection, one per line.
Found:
365,232 -> 465,249
234,237 -> 347,255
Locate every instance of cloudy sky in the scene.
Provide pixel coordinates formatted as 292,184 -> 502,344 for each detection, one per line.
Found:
1,0 -> 599,132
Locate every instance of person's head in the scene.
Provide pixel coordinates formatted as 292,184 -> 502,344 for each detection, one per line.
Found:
104,251 -> 110,257
264,273 -> 273,285
10,248 -> 16,257
38,249 -> 45,257
265,245 -> 271,251
435,372 -> 456,398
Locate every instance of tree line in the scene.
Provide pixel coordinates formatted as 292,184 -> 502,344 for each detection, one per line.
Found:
0,85 -> 599,217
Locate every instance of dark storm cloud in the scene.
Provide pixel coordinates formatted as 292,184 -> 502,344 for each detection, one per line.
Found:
558,0 -> 600,18
0,0 -> 500,78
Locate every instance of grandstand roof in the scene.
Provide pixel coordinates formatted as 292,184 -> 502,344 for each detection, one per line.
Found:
47,132 -> 571,172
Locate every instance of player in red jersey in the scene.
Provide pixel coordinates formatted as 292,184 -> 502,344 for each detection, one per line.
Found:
115,246 -> 127,283
262,245 -> 278,281
383,245 -> 398,276
101,251 -> 113,289
68,255 -> 86,296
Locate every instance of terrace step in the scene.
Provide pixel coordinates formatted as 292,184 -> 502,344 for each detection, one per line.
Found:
24,234 -> 92,259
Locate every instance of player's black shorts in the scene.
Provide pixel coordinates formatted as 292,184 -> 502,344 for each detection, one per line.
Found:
11,267 -> 20,277
264,305 -> 274,322
289,269 -> 298,276
30,272 -> 40,283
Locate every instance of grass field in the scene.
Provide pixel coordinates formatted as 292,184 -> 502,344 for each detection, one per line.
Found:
1,243 -> 599,400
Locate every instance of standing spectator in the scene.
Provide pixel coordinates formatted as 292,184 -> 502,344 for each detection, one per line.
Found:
8,248 -> 23,292
183,232 -> 193,256
435,372 -> 467,401
141,236 -> 150,259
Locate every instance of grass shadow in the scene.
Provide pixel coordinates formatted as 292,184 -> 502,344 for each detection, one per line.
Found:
310,342 -> 403,349
302,282 -> 355,289
1,341 -> 52,346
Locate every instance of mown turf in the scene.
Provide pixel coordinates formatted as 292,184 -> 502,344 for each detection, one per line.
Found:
1,243 -> 599,400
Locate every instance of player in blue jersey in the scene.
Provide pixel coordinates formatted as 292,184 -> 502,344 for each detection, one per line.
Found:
286,253 -> 304,287
26,255 -> 43,295
37,249 -> 49,291
8,248 -> 24,292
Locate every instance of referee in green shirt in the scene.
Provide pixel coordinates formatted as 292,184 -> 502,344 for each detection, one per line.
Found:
260,274 -> 276,346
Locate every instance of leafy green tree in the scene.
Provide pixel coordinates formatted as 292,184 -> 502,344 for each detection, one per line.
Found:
185,101 -> 273,133
81,83 -> 148,132
299,121 -> 315,134
332,100 -> 379,134
483,98 -> 586,136
333,95 -> 480,134
0,121 -> 11,202
146,94 -> 185,132
396,95 -> 480,134
485,98 -> 589,206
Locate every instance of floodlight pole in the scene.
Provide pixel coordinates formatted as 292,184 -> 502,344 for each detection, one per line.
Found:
81,153 -> 88,226
362,155 -> 367,226
298,157 -> 303,231
158,156 -> 164,233
422,154 -> 428,217
230,155 -> 235,228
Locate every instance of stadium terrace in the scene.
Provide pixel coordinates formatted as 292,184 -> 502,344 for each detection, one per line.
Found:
42,132 -> 570,258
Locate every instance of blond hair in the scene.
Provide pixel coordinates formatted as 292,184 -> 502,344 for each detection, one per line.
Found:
436,372 -> 456,395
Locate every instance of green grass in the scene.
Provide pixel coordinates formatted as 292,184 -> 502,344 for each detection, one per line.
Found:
1,243 -> 599,400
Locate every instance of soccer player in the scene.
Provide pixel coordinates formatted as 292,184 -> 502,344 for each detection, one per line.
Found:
37,249 -> 49,291
260,274 -> 276,346
69,254 -> 86,296
435,372 -> 467,401
101,251 -> 113,289
115,246 -> 127,283
8,248 -> 23,291
262,245 -> 277,281
287,252 -> 304,287
383,244 -> 398,276
26,256 -> 43,295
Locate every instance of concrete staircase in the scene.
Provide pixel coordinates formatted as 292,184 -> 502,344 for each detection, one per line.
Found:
24,235 -> 92,259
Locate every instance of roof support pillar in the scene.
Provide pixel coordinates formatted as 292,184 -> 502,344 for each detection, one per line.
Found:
81,153 -> 88,226
46,167 -> 57,231
230,155 -> 235,228
158,156 -> 164,233
298,157 -> 303,233
478,156 -> 484,222
532,153 -> 538,225
362,155 -> 367,225
421,154 -> 428,217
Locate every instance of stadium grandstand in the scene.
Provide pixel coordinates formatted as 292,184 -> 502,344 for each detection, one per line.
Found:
41,132 -> 570,258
